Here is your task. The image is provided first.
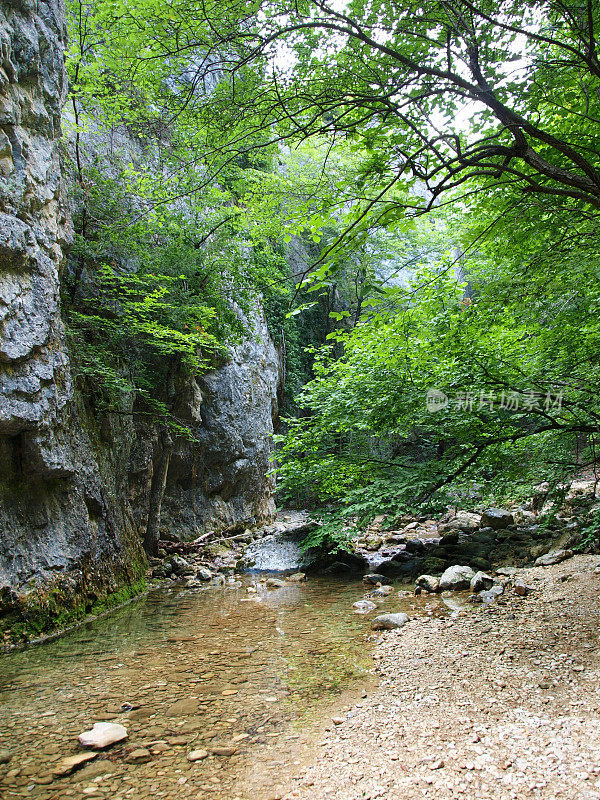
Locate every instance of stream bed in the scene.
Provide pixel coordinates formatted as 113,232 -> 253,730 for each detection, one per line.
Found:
0,576 -> 455,800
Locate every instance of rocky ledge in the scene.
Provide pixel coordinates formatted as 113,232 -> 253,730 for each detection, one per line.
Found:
348,478 -> 598,580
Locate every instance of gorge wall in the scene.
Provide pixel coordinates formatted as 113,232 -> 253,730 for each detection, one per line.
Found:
0,0 -> 280,638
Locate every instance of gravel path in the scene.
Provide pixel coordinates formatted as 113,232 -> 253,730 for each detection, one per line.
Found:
282,555 -> 600,800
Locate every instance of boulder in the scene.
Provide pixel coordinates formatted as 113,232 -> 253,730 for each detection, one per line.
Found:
378,558 -> 415,578
469,557 -> 493,572
362,574 -> 389,586
535,549 -> 572,567
317,552 -> 369,574
364,535 -> 384,551
439,565 -> 475,591
514,507 -> 537,525
495,566 -> 519,576
169,555 -> 194,576
419,557 -> 448,575
196,567 -> 213,581
415,575 -> 440,593
439,532 -> 459,546
352,600 -> 377,614
404,538 -> 425,554
372,585 -> 394,597
469,571 -> 494,593
286,572 -> 306,582
439,511 -> 481,534
265,577 -> 286,589
480,509 -> 514,529
371,613 -> 409,631
78,722 -> 128,749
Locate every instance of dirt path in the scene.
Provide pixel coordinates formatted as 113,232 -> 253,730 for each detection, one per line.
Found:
282,555 -> 600,800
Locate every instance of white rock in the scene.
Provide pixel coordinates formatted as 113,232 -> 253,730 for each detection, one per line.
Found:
535,549 -> 572,567
187,749 -> 209,761
371,612 -> 409,630
78,722 -> 128,749
439,565 -> 475,591
353,600 -> 377,614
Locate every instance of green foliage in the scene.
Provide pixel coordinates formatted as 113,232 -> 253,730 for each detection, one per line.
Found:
298,513 -> 353,554
64,0 -> 600,550
276,195 -> 600,534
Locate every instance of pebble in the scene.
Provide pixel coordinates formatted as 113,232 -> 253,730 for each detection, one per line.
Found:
210,746 -> 238,756
125,748 -> 152,764
187,750 -> 209,761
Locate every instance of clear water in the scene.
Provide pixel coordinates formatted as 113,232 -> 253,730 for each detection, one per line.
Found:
0,576 -> 425,800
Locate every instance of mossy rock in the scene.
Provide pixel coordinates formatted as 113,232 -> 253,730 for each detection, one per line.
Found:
0,576 -> 147,647
418,557 -> 448,575
469,557 -> 492,571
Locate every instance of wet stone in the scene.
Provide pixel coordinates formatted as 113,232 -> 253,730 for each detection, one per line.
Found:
166,699 -> 200,716
371,613 -> 410,631
187,750 -> 209,761
125,748 -> 152,764
0,577 -> 376,799
52,753 -> 98,777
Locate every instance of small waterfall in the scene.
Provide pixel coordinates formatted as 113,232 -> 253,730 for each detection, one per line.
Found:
245,532 -> 305,572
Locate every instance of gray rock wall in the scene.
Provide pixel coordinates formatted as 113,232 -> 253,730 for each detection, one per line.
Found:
163,305 -> 280,538
0,2 -> 280,622
0,0 -> 146,609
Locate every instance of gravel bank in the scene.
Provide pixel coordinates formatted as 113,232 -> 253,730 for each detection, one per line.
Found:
283,555 -> 600,800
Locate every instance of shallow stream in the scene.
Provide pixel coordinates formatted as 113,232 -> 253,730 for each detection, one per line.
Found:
0,576 -> 406,800
0,572 -> 462,800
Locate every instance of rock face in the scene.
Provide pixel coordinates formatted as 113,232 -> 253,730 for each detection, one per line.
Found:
0,1 -> 280,637
161,304 -> 280,538
0,0 -> 146,621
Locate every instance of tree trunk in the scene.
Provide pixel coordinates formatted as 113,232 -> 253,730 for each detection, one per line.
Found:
143,426 -> 173,557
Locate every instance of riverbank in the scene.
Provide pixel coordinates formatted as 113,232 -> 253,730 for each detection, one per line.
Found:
282,554 -> 600,800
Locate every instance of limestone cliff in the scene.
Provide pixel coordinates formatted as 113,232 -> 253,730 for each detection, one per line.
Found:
0,0 -> 280,639
0,0 -> 146,625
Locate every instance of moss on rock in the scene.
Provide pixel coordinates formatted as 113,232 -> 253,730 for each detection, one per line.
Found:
0,573 -> 147,648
